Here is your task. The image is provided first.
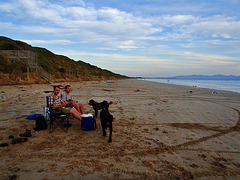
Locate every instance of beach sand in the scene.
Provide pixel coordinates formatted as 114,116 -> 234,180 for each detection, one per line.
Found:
0,79 -> 240,180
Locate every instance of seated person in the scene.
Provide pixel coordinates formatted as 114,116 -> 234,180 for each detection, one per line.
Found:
61,85 -> 84,114
48,85 -> 82,121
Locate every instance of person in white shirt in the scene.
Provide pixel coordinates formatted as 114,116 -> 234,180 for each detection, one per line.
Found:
61,85 -> 84,114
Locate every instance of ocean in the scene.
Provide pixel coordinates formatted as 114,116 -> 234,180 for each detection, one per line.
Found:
142,78 -> 240,93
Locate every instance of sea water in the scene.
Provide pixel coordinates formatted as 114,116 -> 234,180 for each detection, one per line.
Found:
143,78 -> 240,93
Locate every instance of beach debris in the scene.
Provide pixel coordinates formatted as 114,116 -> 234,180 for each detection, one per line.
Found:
17,93 -> 21,101
11,137 -> 28,144
198,153 -> 207,158
8,135 -> 14,139
134,89 -> 144,92
19,129 -> 32,137
190,164 -> 199,168
162,99 -> 168,102
154,127 -> 159,131
103,89 -> 115,91
1,94 -> 6,101
0,143 -> 9,147
143,160 -> 152,166
162,130 -> 168,133
9,175 -> 17,180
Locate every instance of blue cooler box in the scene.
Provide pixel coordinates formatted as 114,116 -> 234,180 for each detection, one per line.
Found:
81,117 -> 96,131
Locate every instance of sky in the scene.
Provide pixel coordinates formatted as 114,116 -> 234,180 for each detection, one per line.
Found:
0,0 -> 240,77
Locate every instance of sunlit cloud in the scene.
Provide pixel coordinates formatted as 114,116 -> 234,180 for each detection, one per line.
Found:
21,39 -> 76,45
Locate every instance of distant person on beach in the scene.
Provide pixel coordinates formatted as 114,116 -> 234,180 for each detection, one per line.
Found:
48,86 -> 82,121
61,85 -> 84,114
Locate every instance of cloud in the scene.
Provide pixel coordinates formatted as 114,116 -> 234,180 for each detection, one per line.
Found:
156,15 -> 196,26
5,0 -> 158,33
21,39 -> 75,45
0,0 -> 163,49
0,2 -> 16,12
57,49 -> 239,70
0,0 -> 239,76
144,15 -> 240,46
0,22 -> 15,28
188,15 -> 240,39
2,0 -> 240,49
57,0 -> 85,6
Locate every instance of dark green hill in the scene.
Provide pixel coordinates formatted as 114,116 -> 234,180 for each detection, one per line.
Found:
0,36 -> 127,85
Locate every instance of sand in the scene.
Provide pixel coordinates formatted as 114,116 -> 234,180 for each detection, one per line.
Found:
0,79 -> 240,180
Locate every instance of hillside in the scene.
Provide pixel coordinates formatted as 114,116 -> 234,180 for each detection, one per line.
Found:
0,36 -> 127,85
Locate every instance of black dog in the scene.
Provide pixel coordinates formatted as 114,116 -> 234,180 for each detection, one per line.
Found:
100,100 -> 113,143
89,99 -> 113,117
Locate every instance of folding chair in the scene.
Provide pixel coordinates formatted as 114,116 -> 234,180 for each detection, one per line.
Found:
46,95 -> 71,133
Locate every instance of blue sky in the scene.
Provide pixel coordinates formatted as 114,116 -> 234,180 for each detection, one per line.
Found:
0,0 -> 240,77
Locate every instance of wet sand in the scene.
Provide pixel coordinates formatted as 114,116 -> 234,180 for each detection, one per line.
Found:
0,79 -> 240,179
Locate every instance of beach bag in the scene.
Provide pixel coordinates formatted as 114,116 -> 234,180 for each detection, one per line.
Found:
34,115 -> 47,131
27,113 -> 42,119
81,117 -> 96,131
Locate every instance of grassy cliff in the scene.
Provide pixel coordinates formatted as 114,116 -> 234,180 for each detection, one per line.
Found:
0,36 -> 127,85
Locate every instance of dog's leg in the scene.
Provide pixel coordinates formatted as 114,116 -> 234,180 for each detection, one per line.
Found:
100,119 -> 106,136
95,109 -> 98,117
108,123 -> 112,143
102,126 -> 106,136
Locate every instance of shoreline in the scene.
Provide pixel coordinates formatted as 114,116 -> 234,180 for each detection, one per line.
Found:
1,79 -> 240,179
141,78 -> 240,95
